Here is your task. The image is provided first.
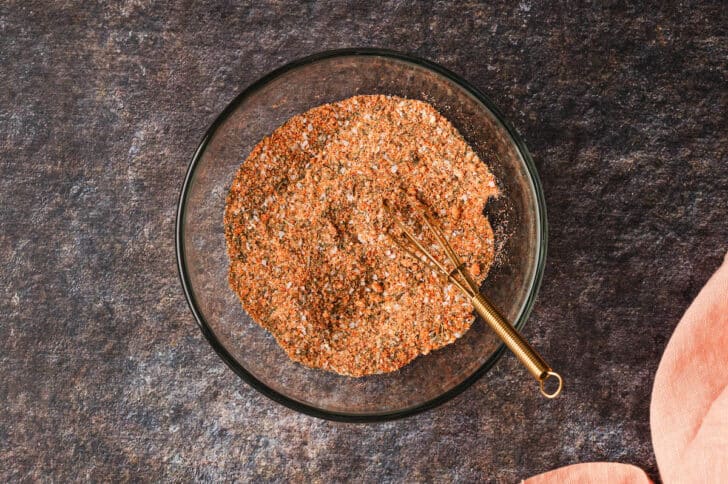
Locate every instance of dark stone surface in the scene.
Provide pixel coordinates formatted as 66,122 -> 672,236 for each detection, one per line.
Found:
1,1 -> 726,481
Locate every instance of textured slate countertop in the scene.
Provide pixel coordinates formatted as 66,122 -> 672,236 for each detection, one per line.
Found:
2,2 -> 726,481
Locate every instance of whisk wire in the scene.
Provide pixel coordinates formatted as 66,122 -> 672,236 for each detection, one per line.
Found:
387,206 -> 475,298
421,212 -> 479,295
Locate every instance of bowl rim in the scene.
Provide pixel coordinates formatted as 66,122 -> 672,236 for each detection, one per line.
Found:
175,48 -> 548,422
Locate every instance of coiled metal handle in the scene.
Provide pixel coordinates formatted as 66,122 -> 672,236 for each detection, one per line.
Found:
472,293 -> 563,398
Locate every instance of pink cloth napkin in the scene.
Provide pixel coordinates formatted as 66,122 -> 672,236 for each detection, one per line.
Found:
651,251 -> 728,482
523,462 -> 651,483
525,252 -> 728,483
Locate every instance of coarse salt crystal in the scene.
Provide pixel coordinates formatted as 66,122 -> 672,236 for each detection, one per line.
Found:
391,164 -> 398,173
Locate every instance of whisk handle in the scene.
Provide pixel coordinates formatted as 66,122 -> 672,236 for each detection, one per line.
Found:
472,293 -> 563,398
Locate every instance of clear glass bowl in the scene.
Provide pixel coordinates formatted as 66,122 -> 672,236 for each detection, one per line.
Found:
176,49 -> 547,421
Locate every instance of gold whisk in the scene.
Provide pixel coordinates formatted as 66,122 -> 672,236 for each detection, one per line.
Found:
384,202 -> 563,399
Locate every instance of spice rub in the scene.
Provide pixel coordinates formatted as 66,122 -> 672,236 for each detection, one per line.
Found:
224,95 -> 498,376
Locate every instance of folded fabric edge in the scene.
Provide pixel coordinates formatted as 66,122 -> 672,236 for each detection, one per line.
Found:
523,462 -> 652,484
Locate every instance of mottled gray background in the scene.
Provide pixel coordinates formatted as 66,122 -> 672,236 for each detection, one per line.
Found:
1,1 -> 726,482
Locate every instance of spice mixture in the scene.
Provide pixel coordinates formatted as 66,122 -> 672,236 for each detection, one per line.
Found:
224,95 -> 498,376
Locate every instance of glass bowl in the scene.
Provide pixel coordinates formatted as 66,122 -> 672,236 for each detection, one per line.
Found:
176,49 -> 547,421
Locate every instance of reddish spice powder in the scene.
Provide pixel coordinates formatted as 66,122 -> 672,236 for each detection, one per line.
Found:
224,95 -> 498,376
